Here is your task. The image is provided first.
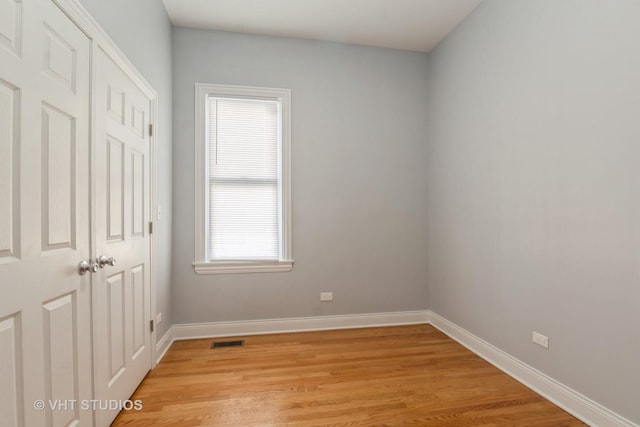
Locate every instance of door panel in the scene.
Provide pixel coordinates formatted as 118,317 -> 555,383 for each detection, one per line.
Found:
41,103 -> 76,251
131,151 -> 145,238
0,0 -> 92,426
106,271 -> 126,383
0,79 -> 19,259
0,314 -> 22,426
94,46 -> 152,427
0,0 -> 22,56
42,23 -> 77,92
107,136 -> 125,241
42,293 -> 79,427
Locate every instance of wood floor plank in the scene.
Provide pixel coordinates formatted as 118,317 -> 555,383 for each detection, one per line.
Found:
112,324 -> 585,426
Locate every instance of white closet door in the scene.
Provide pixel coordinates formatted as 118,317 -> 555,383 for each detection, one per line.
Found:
0,0 -> 92,425
92,46 -> 153,427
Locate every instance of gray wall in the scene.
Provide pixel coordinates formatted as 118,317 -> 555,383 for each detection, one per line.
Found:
171,28 -> 429,323
78,0 -> 174,339
426,0 -> 640,422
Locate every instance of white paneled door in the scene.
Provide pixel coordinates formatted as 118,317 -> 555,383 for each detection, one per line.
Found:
1,1 -> 155,426
0,0 -> 93,425
92,47 -> 153,426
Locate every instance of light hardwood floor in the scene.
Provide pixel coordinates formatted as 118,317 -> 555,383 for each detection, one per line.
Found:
113,324 -> 585,426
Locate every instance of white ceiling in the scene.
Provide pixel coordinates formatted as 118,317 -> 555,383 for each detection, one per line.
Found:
162,0 -> 482,53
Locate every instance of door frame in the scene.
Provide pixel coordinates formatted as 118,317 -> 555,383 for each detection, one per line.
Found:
52,0 -> 159,371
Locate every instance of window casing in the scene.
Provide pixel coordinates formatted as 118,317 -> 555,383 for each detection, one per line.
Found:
194,84 -> 292,274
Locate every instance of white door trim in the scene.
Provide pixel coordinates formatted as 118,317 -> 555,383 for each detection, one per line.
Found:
148,97 -> 158,369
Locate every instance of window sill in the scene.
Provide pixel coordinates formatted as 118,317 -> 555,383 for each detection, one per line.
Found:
193,260 -> 294,275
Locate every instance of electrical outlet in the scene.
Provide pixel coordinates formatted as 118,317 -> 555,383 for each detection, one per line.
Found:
320,292 -> 333,302
156,312 -> 163,325
532,331 -> 549,349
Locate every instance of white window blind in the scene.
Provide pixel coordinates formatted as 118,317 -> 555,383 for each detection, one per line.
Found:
206,96 -> 282,261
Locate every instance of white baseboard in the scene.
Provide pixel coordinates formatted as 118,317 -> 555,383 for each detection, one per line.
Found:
155,326 -> 175,365
428,311 -> 638,427
172,310 -> 430,341
154,310 -> 429,363
154,310 -> 637,427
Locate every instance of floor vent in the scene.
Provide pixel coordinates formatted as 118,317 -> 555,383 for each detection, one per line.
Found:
211,340 -> 244,349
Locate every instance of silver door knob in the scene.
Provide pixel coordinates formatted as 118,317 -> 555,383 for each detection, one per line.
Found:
79,260 -> 99,275
97,255 -> 116,268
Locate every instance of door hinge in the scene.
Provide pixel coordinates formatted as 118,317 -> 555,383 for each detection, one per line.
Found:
148,123 -> 153,137
149,221 -> 153,234
150,319 -> 154,333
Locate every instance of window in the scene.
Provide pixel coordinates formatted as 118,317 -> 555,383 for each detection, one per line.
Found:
194,84 -> 292,274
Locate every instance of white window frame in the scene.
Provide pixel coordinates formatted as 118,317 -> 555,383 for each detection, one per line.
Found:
193,83 -> 293,274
